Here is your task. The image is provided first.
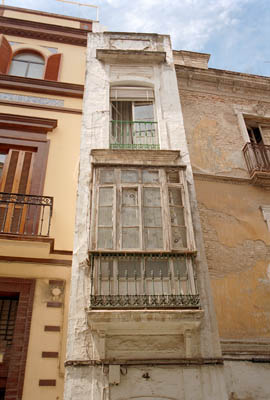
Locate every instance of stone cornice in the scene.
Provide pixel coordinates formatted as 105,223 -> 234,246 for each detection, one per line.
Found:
193,172 -> 251,185
0,112 -> 57,133
0,15 -> 88,46
97,49 -> 166,64
0,74 -> 84,98
176,64 -> 270,99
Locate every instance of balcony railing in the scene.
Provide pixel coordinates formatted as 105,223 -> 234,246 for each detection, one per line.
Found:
0,192 -> 53,237
89,253 -> 200,309
243,142 -> 270,176
110,120 -> 159,150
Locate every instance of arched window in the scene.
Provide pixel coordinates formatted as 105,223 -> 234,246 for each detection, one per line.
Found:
9,52 -> 45,79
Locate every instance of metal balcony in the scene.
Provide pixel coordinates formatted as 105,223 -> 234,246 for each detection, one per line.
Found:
110,120 -> 159,150
89,253 -> 200,310
243,142 -> 270,186
0,192 -> 53,236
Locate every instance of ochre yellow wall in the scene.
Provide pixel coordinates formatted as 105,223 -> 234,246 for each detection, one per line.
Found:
194,178 -> 270,339
5,34 -> 86,84
3,9 -> 81,29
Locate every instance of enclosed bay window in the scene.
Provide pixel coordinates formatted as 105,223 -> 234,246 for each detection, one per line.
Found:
89,164 -> 198,309
110,87 -> 159,150
90,166 -> 194,252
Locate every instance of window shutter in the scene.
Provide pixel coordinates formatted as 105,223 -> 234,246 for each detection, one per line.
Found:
110,87 -> 154,100
44,53 -> 62,81
0,35 -> 12,74
0,149 -> 34,194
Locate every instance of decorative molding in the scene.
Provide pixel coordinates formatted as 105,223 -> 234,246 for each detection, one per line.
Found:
0,255 -> 71,266
221,339 -> 270,360
0,91 -> 64,107
42,352 -> 59,358
65,358 -> 224,367
0,112 -> 57,133
0,15 -> 88,46
0,4 -> 94,25
261,205 -> 270,232
193,172 -> 251,185
0,234 -> 73,255
44,325 -> 61,332
39,379 -> 56,386
97,49 -> 166,64
0,98 -> 82,114
0,74 -> 84,98
176,65 -> 270,101
47,301 -> 63,308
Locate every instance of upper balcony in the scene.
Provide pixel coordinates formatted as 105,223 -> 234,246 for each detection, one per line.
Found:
243,142 -> 270,186
110,120 -> 159,150
0,192 -> 53,237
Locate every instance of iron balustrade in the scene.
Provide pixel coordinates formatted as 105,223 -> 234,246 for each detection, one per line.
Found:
0,192 -> 53,236
110,120 -> 159,150
89,253 -> 200,309
243,142 -> 270,176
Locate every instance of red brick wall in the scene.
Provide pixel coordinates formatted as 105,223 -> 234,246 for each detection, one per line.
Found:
0,278 -> 35,400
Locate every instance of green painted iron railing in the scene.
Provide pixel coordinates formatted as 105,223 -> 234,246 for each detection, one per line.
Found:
110,120 -> 159,150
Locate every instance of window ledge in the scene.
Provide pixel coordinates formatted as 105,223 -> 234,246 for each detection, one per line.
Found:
87,309 -> 204,335
96,49 -> 166,64
0,74 -> 84,98
0,112 -> 57,133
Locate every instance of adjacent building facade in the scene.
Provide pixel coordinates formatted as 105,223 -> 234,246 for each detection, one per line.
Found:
0,5 -> 98,400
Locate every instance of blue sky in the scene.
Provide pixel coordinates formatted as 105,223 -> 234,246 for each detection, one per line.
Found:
5,0 -> 270,76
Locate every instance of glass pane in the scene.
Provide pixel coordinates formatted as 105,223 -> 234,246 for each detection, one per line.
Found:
14,53 -> 44,63
121,170 -> 139,183
97,228 -> 113,249
99,187 -> 113,206
112,101 -> 132,121
98,207 -> 112,226
101,260 -> 113,277
167,170 -> 180,183
100,169 -> 115,184
143,207 -> 162,227
122,227 -> 139,248
145,260 -> 169,277
144,227 -> 163,249
134,102 -> 154,121
173,258 -> 187,277
142,170 -> 159,183
122,188 -> 138,206
171,226 -> 187,248
122,207 -> 139,226
0,154 -> 7,179
168,188 -> 182,206
27,63 -> 44,79
118,260 -> 141,277
170,207 -> 185,226
143,187 -> 161,206
9,60 -> 28,77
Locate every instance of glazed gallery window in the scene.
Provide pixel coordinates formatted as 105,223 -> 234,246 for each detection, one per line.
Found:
90,167 -> 195,251
9,52 -> 45,79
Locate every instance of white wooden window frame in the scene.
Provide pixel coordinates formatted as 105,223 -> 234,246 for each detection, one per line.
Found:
90,166 -> 196,252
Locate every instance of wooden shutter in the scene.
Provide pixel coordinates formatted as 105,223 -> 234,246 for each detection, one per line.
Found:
0,35 -> 12,74
44,53 -> 62,81
0,150 -> 35,234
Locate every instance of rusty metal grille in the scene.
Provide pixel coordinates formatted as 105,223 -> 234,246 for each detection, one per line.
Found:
0,297 -> 18,344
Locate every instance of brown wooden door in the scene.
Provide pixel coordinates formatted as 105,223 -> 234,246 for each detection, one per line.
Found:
0,149 -> 35,234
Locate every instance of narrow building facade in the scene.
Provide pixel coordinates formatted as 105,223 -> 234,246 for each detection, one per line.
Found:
64,31 -> 229,400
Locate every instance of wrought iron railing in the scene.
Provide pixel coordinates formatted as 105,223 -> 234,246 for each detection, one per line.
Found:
243,142 -> 270,176
0,192 -> 53,236
110,120 -> 159,150
89,253 -> 200,309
